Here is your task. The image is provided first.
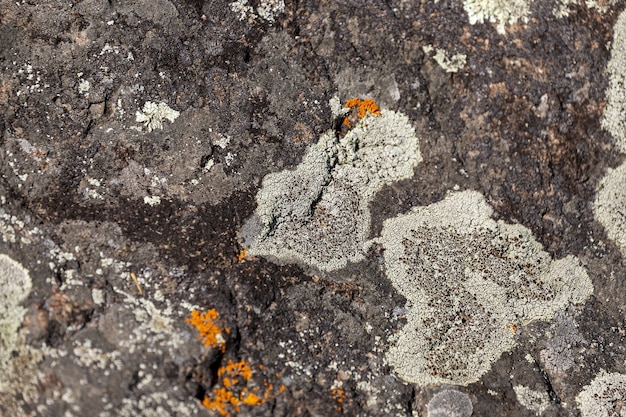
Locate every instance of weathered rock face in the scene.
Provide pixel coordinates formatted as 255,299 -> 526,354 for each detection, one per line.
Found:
1,0 -> 625,416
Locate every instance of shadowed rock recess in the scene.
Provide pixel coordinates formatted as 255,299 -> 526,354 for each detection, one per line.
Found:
2,0 -> 626,416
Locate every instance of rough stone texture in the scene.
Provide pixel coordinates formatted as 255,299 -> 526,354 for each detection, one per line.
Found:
1,0 -> 626,416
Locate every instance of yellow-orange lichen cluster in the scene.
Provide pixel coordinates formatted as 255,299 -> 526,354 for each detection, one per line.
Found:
186,309 -> 230,352
331,387 -> 347,412
202,359 -> 285,416
186,309 -> 285,415
344,98 -> 381,118
236,247 -> 247,262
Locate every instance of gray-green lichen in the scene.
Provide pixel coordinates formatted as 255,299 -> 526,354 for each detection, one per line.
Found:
135,101 -> 180,132
602,9 -> 626,152
463,0 -> 530,34
433,49 -> 467,73
0,254 -> 39,417
240,98 -> 422,272
539,310 -> 584,372
513,385 -> 550,416
230,0 -> 285,22
379,190 -> 593,386
427,389 -> 473,417
0,254 -> 31,372
576,370 -> 626,417
593,161 -> 626,251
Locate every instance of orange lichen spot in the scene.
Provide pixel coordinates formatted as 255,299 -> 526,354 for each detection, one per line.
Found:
331,387 -> 347,411
294,136 -> 301,142
186,309 -> 230,352
200,359 -> 282,416
331,388 -> 346,403
242,392 -> 263,405
279,385 -> 286,393
236,247 -> 247,262
203,388 -> 237,416
344,98 -> 381,118
342,117 -> 351,128
218,359 -> 254,381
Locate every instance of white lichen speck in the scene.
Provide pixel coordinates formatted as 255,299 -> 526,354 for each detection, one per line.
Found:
135,102 -> 180,132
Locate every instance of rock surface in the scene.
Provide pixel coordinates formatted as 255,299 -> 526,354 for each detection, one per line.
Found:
1,0 -> 626,416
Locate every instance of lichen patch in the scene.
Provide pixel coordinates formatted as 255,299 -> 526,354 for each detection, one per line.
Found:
378,190 -> 593,386
602,10 -> 626,152
593,161 -> 626,252
240,97 -> 422,272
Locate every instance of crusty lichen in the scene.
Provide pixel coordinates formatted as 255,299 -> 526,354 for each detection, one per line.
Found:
186,308 -> 230,352
0,255 -> 39,417
240,97 -> 422,272
602,9 -> 626,153
539,310 -> 584,372
514,385 -> 550,416
135,101 -> 180,132
427,389 -> 473,417
576,370 -> 626,417
379,191 -> 593,386
230,0 -> 285,22
202,359 -> 283,416
463,0 -> 531,34
593,161 -> 626,251
0,254 -> 31,372
431,48 -> 467,73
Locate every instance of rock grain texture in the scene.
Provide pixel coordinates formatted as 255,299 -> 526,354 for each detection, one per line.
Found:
1,0 -> 626,416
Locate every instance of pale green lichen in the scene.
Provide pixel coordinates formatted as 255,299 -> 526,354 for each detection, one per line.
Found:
539,310 -> 584,372
230,0 -> 285,22
135,101 -> 180,132
0,335 -> 43,416
427,389 -> 473,417
602,9 -> 626,152
0,254 -> 31,372
593,162 -> 626,251
553,0 -> 620,17
513,385 -> 550,416
379,191 -> 593,386
432,48 -> 467,73
576,370 -> 626,417
143,195 -> 162,206
463,0 -> 530,34
240,98 -> 421,272
0,255 -> 38,417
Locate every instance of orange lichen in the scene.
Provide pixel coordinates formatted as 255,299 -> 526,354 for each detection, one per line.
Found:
186,309 -> 230,352
331,388 -> 346,403
219,359 -> 253,382
344,98 -> 381,118
331,387 -> 347,411
236,247 -> 247,262
201,359 -> 282,416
